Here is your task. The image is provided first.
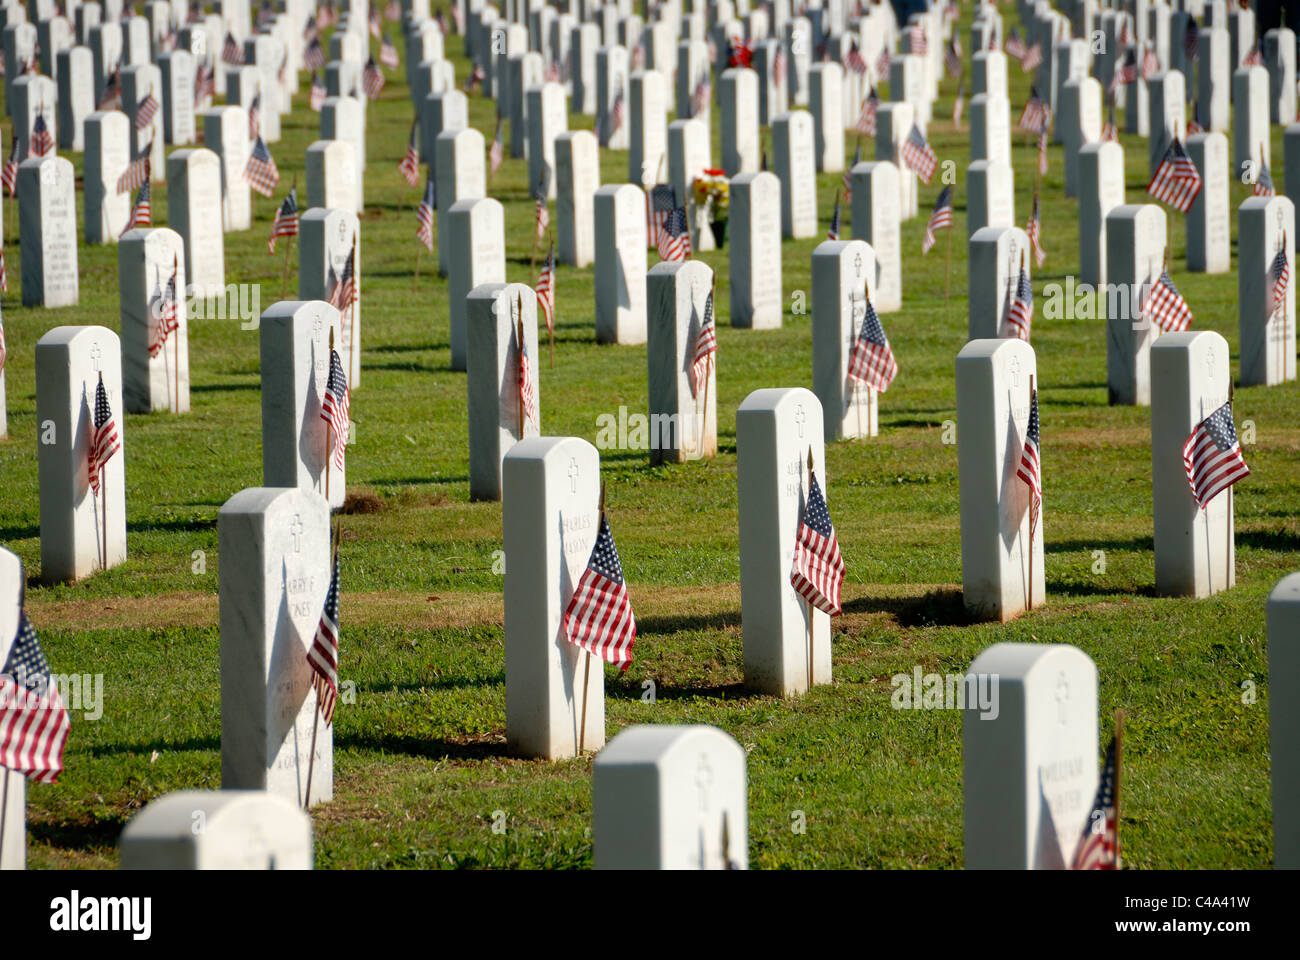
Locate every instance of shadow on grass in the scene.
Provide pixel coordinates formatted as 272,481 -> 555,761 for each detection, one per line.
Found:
1044,579 -> 1157,599
1046,536 -> 1154,553
841,587 -> 971,628
1238,528 -> 1300,552
128,516 -> 218,534
366,342 -> 445,354
336,730 -> 509,762
0,522 -> 40,541
83,735 -> 221,757
29,817 -> 125,853
608,680 -> 749,702
190,382 -> 260,393
364,361 -> 450,375
350,672 -> 504,694
635,609 -> 743,635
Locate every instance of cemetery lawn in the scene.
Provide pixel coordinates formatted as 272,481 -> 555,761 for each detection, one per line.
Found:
0,15 -> 1291,868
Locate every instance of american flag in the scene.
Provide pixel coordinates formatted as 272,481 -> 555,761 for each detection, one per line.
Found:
790,469 -> 845,616
1188,101 -> 1204,135
900,124 -> 937,183
398,119 -> 420,187
303,37 -> 326,70
368,6 -> 382,37
1183,401 -> 1249,508
134,92 -> 159,131
692,75 -> 711,117
1037,129 -> 1049,175
1,608 -> 72,784
604,90 -> 625,141
562,513 -> 636,670
87,372 -> 120,498
29,114 -> 54,158
1021,42 -> 1042,72
1004,28 -> 1027,61
953,78 -> 964,127
827,192 -> 842,240
362,57 -> 385,97
384,0 -> 401,20
847,292 -> 898,393
194,62 -> 215,104
1144,266 -> 1193,332
517,318 -> 538,432
536,241 -> 555,335
268,187 -> 300,253
1147,137 -> 1202,213
1110,51 -> 1138,95
534,195 -> 550,240
1027,194 -> 1046,267
646,184 -> 676,246
416,175 -> 435,251
306,551 -> 340,726
772,45 -> 787,88
1184,19 -> 1200,61
1,139 -> 18,197
329,245 -> 357,316
1141,41 -> 1160,79
1271,243 -> 1290,319
922,185 -> 953,254
222,31 -> 243,64
944,37 -> 962,77
320,346 -> 350,469
545,59 -> 562,83
1007,259 -> 1034,340
244,136 -> 280,196
117,153 -> 150,194
907,23 -> 928,56
302,14 -> 319,42
1071,735 -> 1119,870
1102,102 -> 1119,142
121,180 -> 151,236
843,142 -> 862,200
465,62 -> 486,93
1016,387 -> 1042,536
0,249 -> 6,293
310,71 -> 326,111
1255,156 -> 1276,197
856,86 -> 879,135
873,47 -> 890,78
380,32 -> 399,69
658,203 -> 691,262
844,43 -> 868,76
149,255 -> 181,358
1244,44 -> 1263,67
247,93 -> 260,138
489,118 -> 504,174
1018,88 -> 1050,133
691,288 -> 716,397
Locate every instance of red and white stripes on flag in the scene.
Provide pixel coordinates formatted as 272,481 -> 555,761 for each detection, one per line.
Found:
1018,89 -> 1050,133
320,348 -> 350,470
517,323 -> 538,432
847,295 -> 899,393
416,175 -> 435,251
534,195 -> 550,239
857,88 -> 879,135
268,187 -> 300,254
306,553 -> 340,725
244,135 -> 280,196
1143,266 -> 1193,333
398,119 -> 420,187
1037,129 -> 1049,175
489,118 -> 504,174
790,469 -> 845,616
121,180 -> 151,237
117,154 -> 150,194
310,72 -> 326,111
1147,137 -> 1202,213
691,288 -> 716,397
1271,243 -> 1291,319
900,123 -> 937,183
536,241 -> 555,335
135,92 -> 159,131
1006,259 -> 1034,340
562,514 -> 637,670
87,373 -> 120,498
1016,388 -> 1042,536
1027,194 -> 1046,267
0,612 -> 72,784
148,255 -> 181,358
657,204 -> 692,262
1182,401 -> 1250,509
922,186 -> 953,254
1071,735 -> 1119,870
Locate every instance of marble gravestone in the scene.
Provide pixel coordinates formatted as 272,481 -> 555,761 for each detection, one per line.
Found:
1059,77 -> 1101,198
592,725 -> 748,870
1198,27 -> 1231,132
963,643 -> 1099,869
202,106 -> 252,231
972,49 -> 1007,98
120,791 -> 314,870
1078,141 -> 1126,288
596,43 -> 629,150
1186,133 -> 1230,274
675,38 -> 711,131
772,111 -> 817,239
10,75 -> 56,161
968,226 -> 1032,341
1238,196 -> 1296,386
970,94 -> 1012,167
502,436 -> 605,760
1147,71 -> 1186,180
166,147 -> 226,298
629,69 -> 668,188
506,52 -> 544,160
157,48 -> 196,145
555,130 -> 600,268
0,548 -> 25,868
875,102 -> 919,220
812,239 -> 881,440
420,89 -> 467,168
646,260 -> 718,464
1232,66 -> 1269,173
850,161 -> 902,312
1264,27 -> 1297,125
526,81 -> 567,201
299,209 -> 362,388
434,127 -> 486,276
1106,204 -> 1167,406
19,156 -> 80,308
1269,573 -> 1300,869
35,325 -> 127,582
1151,330 -> 1237,597
594,184 -> 649,345
736,387 -> 831,697
447,198 -> 506,373
306,139 -> 362,215
56,44 -> 94,152
729,171 -> 783,330
218,486 -> 332,808
966,159 -> 1015,238
720,67 -> 760,177
320,96 -> 365,177
808,62 -> 844,174
118,227 -> 189,414
467,282 -> 542,501
667,119 -> 714,254
84,111 -> 131,246
122,64 -> 165,181
955,338 -> 1044,621
258,300 -> 346,511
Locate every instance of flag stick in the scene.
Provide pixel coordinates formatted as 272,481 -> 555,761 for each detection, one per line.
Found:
697,282 -> 714,457
1113,708 -> 1124,869
304,526 -> 340,811
806,447 -> 815,691
516,296 -> 526,439
548,231 -> 556,370
1027,374 -> 1036,612
579,481 -> 607,754
944,218 -> 953,326
348,231 -> 359,388
280,175 -> 297,300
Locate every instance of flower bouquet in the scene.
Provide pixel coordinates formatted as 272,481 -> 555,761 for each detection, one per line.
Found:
693,169 -> 730,247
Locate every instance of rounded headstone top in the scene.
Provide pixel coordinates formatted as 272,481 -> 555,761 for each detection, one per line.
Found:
967,642 -> 1097,685
1149,328 -> 1228,354
36,324 -> 119,350
956,335 -> 1036,363
218,486 -> 330,520
737,385 -> 820,416
1269,571 -> 1300,607
504,435 -> 597,466
595,723 -> 744,767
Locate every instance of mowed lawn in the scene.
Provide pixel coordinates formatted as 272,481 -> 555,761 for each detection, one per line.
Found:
0,11 -> 1292,868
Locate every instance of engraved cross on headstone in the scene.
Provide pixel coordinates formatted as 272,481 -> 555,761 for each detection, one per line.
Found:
1008,355 -> 1022,389
793,403 -> 806,437
289,514 -> 304,553
694,752 -> 714,814
567,457 -> 579,493
1055,671 -> 1070,724
90,342 -> 103,372
853,251 -> 863,277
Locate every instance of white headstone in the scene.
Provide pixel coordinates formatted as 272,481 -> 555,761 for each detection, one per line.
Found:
202,106 -> 252,231
120,791 -> 314,869
736,387 -> 831,696
965,159 -> 1015,238
720,67 -> 759,176
1105,204 -> 1167,406
420,88 -> 467,168
83,111 -> 130,247
629,69 -> 667,188
35,325 -> 126,581
875,101 -> 919,219
118,227 -> 189,414
1270,573 -> 1300,868
594,183 -> 648,344
1238,195 -> 1296,385
808,62 -> 844,173
555,130 -> 600,268
596,43 -> 629,149
849,161 -> 902,312
526,81 -> 567,200
447,197 -> 506,372
968,226 -> 1033,340
166,147 -> 225,299
157,48 -> 196,144
121,64 -> 164,180
969,93 -> 1011,166
1232,66 -> 1269,173
320,95 -> 365,178
298,209 -> 362,388
772,110 -> 817,239
502,436 -> 604,759
955,338 -> 1043,620
1265,27 -> 1297,124
218,486 -> 332,806
1151,330 -> 1236,596
55,44 -> 94,152
19,156 -> 79,308
729,171 -> 783,329
1147,71 -> 1186,179
592,725 -> 748,870
1078,141 -> 1126,288
1186,132 -> 1231,274
812,239 -> 880,439
647,260 -> 717,464
1198,27 -> 1230,132
306,139 -> 362,215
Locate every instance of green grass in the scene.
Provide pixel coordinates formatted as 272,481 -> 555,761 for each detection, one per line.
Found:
0,13 -> 1292,868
